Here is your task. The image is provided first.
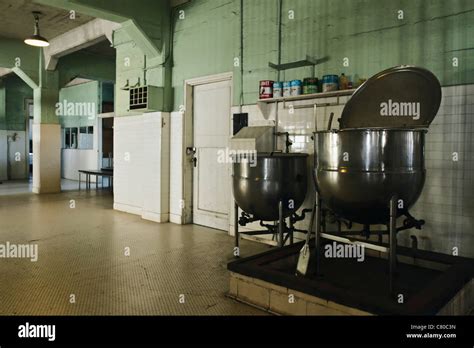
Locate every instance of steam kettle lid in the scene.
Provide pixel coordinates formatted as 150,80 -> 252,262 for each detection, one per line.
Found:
340,66 -> 442,129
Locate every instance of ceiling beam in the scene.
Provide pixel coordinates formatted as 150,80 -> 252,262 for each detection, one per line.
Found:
0,68 -> 12,79
34,0 -> 162,60
120,19 -> 161,58
43,18 -> 120,70
33,0 -> 129,23
12,67 -> 39,89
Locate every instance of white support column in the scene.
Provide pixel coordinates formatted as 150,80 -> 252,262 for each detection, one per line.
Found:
32,123 -> 61,194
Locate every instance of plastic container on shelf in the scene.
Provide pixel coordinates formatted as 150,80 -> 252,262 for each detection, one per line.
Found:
283,81 -> 291,97
273,81 -> 283,98
339,73 -> 349,90
303,77 -> 319,94
290,80 -> 303,96
259,80 -> 274,99
322,75 -> 339,92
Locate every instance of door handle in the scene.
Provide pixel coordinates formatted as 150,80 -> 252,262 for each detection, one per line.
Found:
186,147 -> 196,156
187,147 -> 197,167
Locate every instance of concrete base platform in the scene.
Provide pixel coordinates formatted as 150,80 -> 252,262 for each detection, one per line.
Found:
227,240 -> 474,315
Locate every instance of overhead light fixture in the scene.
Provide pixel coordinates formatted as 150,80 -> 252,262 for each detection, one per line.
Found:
24,11 -> 50,47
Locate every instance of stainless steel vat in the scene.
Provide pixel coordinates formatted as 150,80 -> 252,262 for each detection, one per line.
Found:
312,66 -> 441,225
313,129 -> 426,224
233,153 -> 308,221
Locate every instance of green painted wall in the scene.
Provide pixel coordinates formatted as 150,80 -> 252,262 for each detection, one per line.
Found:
172,0 -> 474,109
0,75 -> 33,131
38,0 -> 170,116
114,33 -> 171,115
58,81 -> 100,128
57,50 -> 116,88
114,38 -> 147,115
0,81 -> 5,129
112,0 -> 171,115
34,57 -> 59,125
5,75 -> 33,131
0,38 -> 39,82
4,0 -> 473,118
172,0 -> 241,109
0,40 -> 115,126
102,82 -> 114,103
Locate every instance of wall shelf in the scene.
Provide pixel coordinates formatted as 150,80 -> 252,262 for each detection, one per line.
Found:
257,88 -> 356,117
258,88 -> 356,104
268,55 -> 318,71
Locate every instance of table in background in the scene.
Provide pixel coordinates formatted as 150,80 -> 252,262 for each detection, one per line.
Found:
78,169 -> 114,191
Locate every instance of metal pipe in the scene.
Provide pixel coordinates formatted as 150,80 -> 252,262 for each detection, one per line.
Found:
289,218 -> 294,245
389,195 -> 398,294
327,112 -> 334,131
284,102 -> 339,110
274,0 -> 283,151
276,0 -> 283,81
278,200 -> 284,247
290,208 -> 312,224
293,228 -> 311,233
314,191 -> 321,275
313,104 -> 318,132
239,0 -> 244,110
234,202 -> 239,255
240,230 -> 276,236
274,111 -> 279,152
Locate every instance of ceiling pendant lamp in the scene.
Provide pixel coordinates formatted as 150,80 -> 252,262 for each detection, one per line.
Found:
24,11 -> 50,47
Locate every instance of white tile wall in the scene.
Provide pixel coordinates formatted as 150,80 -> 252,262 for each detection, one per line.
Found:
114,115 -> 144,215
408,85 -> 474,257
141,113 -> 170,223
61,149 -> 98,182
114,112 -> 170,223
4,131 -> 27,180
169,112 -> 184,224
62,118 -> 101,182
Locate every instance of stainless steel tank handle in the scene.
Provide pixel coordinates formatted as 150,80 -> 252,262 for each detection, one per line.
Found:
327,112 -> 334,130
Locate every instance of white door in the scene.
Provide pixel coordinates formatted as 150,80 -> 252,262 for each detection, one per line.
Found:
193,79 -> 231,231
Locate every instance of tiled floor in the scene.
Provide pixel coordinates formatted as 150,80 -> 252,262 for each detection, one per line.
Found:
0,188 -> 269,315
0,179 -> 107,195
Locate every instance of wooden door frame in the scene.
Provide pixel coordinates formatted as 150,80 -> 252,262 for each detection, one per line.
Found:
97,112 -> 115,170
182,72 -> 233,226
